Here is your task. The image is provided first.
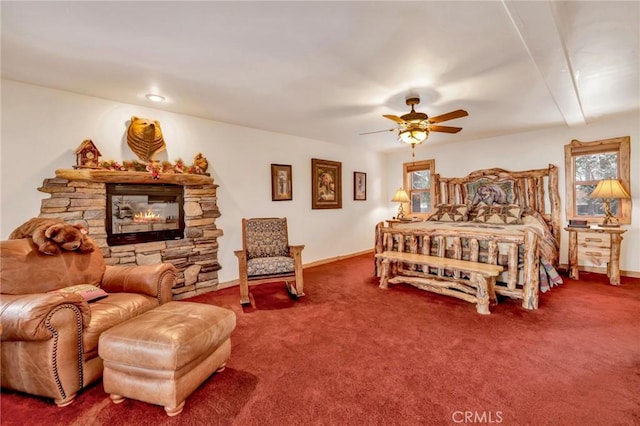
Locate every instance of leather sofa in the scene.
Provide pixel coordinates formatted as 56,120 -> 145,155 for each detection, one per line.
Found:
0,237 -> 178,406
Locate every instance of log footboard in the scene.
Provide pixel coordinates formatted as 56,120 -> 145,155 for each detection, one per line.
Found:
375,223 -> 541,310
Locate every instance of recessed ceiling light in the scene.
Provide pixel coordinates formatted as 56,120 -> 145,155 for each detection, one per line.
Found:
145,94 -> 165,103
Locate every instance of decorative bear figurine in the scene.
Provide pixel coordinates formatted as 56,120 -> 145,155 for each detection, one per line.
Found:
193,152 -> 209,173
126,116 -> 167,163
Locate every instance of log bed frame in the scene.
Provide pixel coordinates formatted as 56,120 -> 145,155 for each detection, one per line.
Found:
375,164 -> 561,311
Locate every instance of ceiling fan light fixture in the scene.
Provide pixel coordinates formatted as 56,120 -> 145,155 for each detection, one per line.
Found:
398,128 -> 428,145
369,96 -> 467,156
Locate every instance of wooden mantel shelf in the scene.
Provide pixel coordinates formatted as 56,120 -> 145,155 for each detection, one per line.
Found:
55,169 -> 215,186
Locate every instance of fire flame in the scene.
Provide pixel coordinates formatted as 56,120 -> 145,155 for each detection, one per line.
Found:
133,208 -> 163,223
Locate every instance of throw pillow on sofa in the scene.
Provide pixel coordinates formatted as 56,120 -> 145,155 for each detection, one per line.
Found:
48,284 -> 108,302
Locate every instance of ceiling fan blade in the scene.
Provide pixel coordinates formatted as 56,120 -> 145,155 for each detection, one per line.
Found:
383,114 -> 407,124
428,109 -> 469,123
360,128 -> 395,135
429,125 -> 463,134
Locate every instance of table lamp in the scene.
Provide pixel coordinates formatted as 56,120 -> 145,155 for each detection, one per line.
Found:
589,179 -> 630,227
391,188 -> 410,219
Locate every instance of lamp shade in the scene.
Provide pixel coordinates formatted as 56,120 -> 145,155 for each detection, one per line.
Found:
589,179 -> 631,199
391,188 -> 410,203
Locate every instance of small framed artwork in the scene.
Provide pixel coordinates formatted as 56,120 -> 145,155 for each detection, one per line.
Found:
311,158 -> 342,209
354,172 -> 366,200
271,164 -> 292,201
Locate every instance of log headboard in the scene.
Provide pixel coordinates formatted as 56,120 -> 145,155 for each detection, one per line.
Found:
432,164 -> 561,243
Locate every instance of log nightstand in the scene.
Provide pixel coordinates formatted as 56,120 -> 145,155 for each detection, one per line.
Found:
565,226 -> 627,285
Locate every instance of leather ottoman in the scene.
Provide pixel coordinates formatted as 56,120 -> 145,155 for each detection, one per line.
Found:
98,301 -> 236,416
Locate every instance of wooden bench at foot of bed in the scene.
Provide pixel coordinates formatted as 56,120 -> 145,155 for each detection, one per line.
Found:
375,251 -> 505,315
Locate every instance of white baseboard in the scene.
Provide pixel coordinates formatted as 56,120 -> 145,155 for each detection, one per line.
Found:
217,249 -> 375,290
219,254 -> 640,290
302,248 -> 374,268
558,263 -> 640,279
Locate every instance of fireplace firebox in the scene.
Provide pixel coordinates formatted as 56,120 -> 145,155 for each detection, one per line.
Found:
106,183 -> 184,245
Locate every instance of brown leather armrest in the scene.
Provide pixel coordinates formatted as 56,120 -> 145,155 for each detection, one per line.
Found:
0,293 -> 90,341
102,263 -> 177,304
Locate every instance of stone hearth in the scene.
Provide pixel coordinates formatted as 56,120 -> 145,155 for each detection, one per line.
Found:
35,169 -> 223,299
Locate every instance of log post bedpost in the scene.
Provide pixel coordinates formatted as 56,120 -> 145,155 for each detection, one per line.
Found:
522,228 -> 540,310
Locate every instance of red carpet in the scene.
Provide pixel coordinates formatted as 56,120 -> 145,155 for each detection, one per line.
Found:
2,253 -> 639,425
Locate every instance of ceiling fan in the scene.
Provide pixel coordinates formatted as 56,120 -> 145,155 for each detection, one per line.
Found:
362,97 -> 468,155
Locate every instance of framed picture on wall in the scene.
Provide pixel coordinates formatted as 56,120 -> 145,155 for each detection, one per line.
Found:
311,158 -> 342,209
354,172 -> 366,200
271,164 -> 292,201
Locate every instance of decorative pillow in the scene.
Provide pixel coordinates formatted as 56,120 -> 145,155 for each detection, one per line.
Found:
428,204 -> 468,222
466,202 -> 482,221
466,179 -> 517,206
472,204 -> 523,225
48,284 -> 108,302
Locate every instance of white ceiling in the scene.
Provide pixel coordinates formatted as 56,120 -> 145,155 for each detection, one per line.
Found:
2,1 -> 638,152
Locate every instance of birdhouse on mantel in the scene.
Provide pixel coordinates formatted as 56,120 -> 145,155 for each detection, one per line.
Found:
74,139 -> 102,169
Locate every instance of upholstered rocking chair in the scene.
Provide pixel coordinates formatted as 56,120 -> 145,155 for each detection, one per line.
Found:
234,217 -> 304,305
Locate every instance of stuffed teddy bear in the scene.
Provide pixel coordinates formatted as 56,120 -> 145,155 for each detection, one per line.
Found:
127,116 -> 166,163
8,218 -> 94,256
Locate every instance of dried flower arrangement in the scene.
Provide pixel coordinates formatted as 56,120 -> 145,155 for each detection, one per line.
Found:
98,153 -> 209,179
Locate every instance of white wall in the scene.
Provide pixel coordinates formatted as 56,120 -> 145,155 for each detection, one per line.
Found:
1,80 -> 388,283
385,112 -> 640,274
3,80 -> 638,280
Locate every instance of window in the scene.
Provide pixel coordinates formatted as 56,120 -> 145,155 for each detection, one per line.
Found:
403,159 -> 435,217
564,136 -> 631,224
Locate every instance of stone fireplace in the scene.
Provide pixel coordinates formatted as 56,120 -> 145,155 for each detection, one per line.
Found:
36,169 -> 223,299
